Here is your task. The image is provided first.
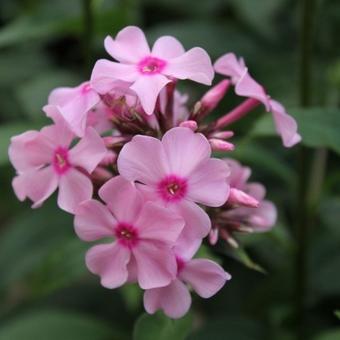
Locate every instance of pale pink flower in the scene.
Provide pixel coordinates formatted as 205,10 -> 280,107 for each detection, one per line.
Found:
74,176 -> 184,289
117,127 -> 230,243
91,26 -> 214,114
48,81 -> 100,137
144,240 -> 230,319
214,53 -> 301,147
223,159 -> 277,231
9,114 -> 106,213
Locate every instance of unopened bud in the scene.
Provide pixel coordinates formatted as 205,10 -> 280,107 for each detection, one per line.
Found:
201,79 -> 231,112
209,138 -> 235,152
209,228 -> 219,245
179,120 -> 198,131
211,131 -> 234,139
228,188 -> 259,208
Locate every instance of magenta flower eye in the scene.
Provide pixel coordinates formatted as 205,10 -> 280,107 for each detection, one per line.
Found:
115,223 -> 139,247
158,175 -> 188,202
138,56 -> 167,75
53,147 -> 70,174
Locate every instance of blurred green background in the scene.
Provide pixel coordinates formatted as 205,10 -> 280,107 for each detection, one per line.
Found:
0,0 -> 340,339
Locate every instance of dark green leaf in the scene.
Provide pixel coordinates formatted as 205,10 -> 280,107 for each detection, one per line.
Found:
251,108 -> 340,154
133,312 -> 192,340
312,329 -> 340,340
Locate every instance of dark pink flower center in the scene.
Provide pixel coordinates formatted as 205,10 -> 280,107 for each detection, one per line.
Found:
138,56 -> 167,75
53,147 -> 71,175
81,83 -> 92,94
176,256 -> 186,274
157,175 -> 188,203
115,223 -> 139,248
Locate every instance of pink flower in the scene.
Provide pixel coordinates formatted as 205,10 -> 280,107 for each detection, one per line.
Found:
91,26 -> 214,115
117,127 -> 230,242
214,53 -> 301,147
74,176 -> 185,289
48,81 -> 100,137
223,159 -> 277,231
9,114 -> 106,213
144,240 -> 230,319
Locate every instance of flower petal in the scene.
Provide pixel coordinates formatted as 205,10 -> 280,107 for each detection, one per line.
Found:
104,26 -> 150,63
152,36 -> 185,59
164,47 -> 214,85
57,168 -> 93,213
130,74 -> 171,115
144,279 -> 191,319
133,240 -> 177,289
187,158 -> 230,207
91,59 -> 138,93
86,242 -> 130,289
136,202 -> 184,243
69,127 -> 106,173
270,99 -> 301,147
214,53 -> 245,80
99,176 -> 143,223
180,259 -> 231,298
117,135 -> 169,185
161,127 -> 211,176
9,130 -> 53,172
74,199 -> 116,241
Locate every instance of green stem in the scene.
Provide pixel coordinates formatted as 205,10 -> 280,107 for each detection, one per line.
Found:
296,0 -> 315,338
82,0 -> 94,75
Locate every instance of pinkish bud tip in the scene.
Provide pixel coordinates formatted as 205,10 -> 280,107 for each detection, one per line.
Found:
209,138 -> 235,152
211,131 -> 234,139
201,79 -> 231,112
179,120 -> 198,131
228,188 -> 259,208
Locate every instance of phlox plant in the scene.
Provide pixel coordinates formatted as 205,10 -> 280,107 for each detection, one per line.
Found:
8,26 -> 300,319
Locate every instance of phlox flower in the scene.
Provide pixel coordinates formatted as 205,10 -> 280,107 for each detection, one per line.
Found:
214,53 -> 301,147
91,26 -> 214,114
74,176 -> 185,289
117,127 -> 230,244
9,110 -> 106,213
144,240 -> 230,319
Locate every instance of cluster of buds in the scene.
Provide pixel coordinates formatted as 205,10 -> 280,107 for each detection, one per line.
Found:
8,26 -> 300,318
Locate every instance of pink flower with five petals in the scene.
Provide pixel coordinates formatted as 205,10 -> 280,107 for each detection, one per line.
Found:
91,26 -> 214,114
74,176 -> 185,289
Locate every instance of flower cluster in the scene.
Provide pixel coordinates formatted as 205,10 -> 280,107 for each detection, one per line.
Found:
8,26 -> 300,318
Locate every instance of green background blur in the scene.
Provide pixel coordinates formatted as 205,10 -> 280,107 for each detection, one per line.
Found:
0,0 -> 340,339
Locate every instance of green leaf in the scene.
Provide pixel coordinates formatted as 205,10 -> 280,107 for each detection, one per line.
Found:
312,329 -> 340,340
0,310 -> 118,340
335,310 -> 340,320
251,108 -> 340,154
0,123 -> 39,166
133,312 -> 192,340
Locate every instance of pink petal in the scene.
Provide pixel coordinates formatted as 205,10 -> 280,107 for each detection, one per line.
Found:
86,242 -> 130,289
224,158 -> 251,189
250,200 -> 277,232
270,99 -> 301,147
104,26 -> 150,63
12,174 -> 29,201
214,53 -> 244,80
41,108 -> 75,147
117,135 -> 169,185
165,47 -> 214,85
133,240 -> 177,289
99,176 -> 143,223
57,168 -> 93,213
9,130 -> 53,172
151,36 -> 185,59
48,84 -> 82,106
235,71 -> 270,110
74,199 -> 116,241
173,201 -> 210,252
161,127 -> 211,176
144,279 -> 191,319
187,158 -> 230,207
130,74 -> 171,115
136,202 -> 184,243
91,59 -> 138,94
25,166 -> 59,208
58,86 -> 100,137
180,259 -> 231,298
245,182 -> 266,201
69,127 -> 107,173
